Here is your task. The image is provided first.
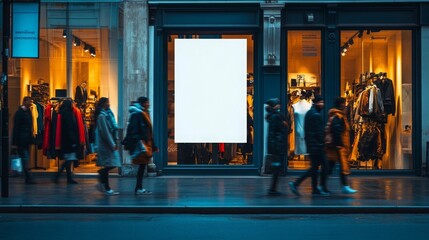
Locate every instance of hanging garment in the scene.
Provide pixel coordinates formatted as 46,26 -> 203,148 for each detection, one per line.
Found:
292,99 -> 312,155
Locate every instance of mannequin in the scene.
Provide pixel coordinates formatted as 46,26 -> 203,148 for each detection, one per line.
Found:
292,91 -> 312,155
75,81 -> 88,108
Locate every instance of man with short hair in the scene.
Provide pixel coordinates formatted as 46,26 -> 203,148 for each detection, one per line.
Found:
12,96 -> 36,184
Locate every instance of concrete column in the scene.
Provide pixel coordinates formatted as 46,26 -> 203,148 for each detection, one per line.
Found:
120,0 -> 152,176
422,26 -> 429,173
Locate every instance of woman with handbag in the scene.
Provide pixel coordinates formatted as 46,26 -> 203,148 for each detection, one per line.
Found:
126,97 -> 158,195
94,97 -> 122,195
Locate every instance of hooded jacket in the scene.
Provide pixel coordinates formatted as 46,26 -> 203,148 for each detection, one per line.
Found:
126,103 -> 153,142
304,105 -> 325,154
325,107 -> 351,175
266,107 -> 288,155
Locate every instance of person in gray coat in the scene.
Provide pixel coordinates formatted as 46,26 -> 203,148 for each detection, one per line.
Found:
94,97 -> 122,195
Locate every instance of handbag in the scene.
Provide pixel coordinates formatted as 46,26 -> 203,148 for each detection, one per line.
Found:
131,140 -> 153,165
141,140 -> 153,158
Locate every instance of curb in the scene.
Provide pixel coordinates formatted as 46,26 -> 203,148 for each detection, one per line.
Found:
2,205 -> 429,214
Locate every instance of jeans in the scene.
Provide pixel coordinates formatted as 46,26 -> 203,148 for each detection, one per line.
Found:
135,164 -> 147,191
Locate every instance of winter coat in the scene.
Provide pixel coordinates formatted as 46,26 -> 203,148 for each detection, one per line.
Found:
55,101 -> 86,160
12,106 -> 34,147
304,105 -> 325,154
95,109 -> 121,167
324,108 -> 351,175
125,103 -> 157,164
266,109 -> 288,155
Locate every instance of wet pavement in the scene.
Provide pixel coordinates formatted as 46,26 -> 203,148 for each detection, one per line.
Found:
1,175 -> 429,214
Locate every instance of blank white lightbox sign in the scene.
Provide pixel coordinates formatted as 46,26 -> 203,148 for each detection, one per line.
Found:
175,39 -> 247,143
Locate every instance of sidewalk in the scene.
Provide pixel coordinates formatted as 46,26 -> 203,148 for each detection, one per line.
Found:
1,175 -> 429,214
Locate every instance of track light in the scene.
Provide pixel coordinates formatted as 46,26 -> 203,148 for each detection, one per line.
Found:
89,47 -> 96,57
83,43 -> 90,52
63,29 -> 67,38
73,37 -> 81,46
357,30 -> 363,38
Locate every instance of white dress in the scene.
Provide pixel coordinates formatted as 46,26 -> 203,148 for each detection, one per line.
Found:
292,99 -> 312,155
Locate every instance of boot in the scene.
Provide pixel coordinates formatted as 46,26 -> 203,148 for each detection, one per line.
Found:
65,161 -> 78,184
67,176 -> 78,184
24,170 -> 37,184
53,172 -> 60,184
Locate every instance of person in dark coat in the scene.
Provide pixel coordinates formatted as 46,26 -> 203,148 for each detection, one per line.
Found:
265,98 -> 288,195
125,97 -> 158,195
74,81 -> 88,108
325,97 -> 357,194
95,97 -> 121,195
289,95 -> 329,196
12,96 -> 36,184
54,99 -> 80,184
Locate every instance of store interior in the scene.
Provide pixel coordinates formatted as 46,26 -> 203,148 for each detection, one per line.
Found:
286,29 -> 413,170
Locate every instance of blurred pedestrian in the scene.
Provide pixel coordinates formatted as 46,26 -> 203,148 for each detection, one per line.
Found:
265,98 -> 289,195
289,95 -> 330,196
12,96 -> 37,184
54,99 -> 85,184
125,97 -> 158,195
325,97 -> 357,194
95,97 -> 122,195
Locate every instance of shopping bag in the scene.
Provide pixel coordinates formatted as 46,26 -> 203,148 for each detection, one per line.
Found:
10,153 -> 23,175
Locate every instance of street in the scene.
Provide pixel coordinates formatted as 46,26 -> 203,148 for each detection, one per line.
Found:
1,214 -> 429,240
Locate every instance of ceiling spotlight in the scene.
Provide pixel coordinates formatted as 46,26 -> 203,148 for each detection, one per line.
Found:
73,37 -> 81,47
83,43 -> 90,52
62,29 -> 67,38
89,47 -> 96,57
348,38 -> 354,46
367,30 -> 371,35
357,30 -> 363,38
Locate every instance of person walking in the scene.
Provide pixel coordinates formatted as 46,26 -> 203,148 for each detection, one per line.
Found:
125,97 -> 158,195
265,98 -> 289,195
289,95 -> 330,196
54,99 -> 84,184
12,96 -> 37,184
325,97 -> 358,194
94,97 -> 122,195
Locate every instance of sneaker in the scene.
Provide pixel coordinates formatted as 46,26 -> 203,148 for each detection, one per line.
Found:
67,179 -> 78,184
288,181 -> 300,196
312,188 -> 330,196
342,185 -> 358,194
105,189 -> 120,196
135,188 -> 152,195
268,189 -> 281,196
317,186 -> 331,195
95,183 -> 105,193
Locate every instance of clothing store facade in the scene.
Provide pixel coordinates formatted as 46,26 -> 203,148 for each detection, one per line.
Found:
3,0 -> 428,176
148,0 -> 428,176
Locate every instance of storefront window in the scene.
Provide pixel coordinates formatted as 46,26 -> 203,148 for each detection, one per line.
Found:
167,34 -> 254,165
286,30 -> 321,169
340,30 -> 412,170
8,3 -> 122,173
